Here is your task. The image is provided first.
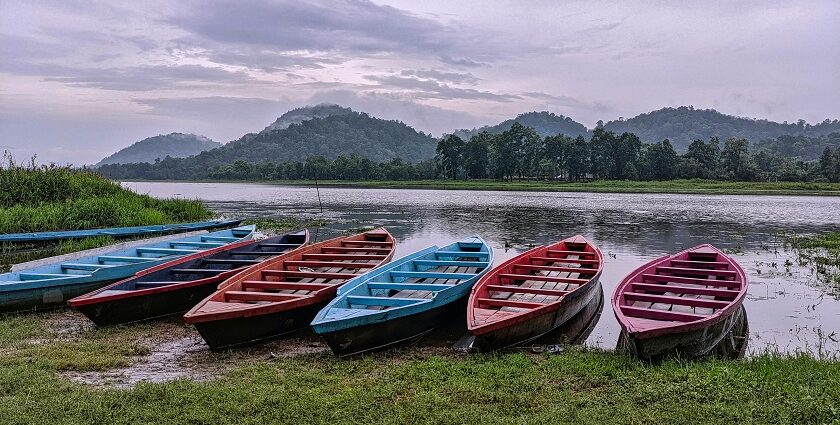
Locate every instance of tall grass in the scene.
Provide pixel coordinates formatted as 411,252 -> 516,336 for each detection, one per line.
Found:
0,153 -> 212,234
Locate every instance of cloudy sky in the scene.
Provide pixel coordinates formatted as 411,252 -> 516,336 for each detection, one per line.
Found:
1,0 -> 838,164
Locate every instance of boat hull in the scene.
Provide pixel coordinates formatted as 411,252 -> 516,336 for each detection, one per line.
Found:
0,280 -> 116,313
73,281 -> 220,326
320,298 -> 466,357
193,303 -> 325,351
471,279 -> 601,352
617,304 -> 746,361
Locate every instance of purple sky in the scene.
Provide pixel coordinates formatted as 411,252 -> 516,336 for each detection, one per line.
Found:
1,0 -> 838,164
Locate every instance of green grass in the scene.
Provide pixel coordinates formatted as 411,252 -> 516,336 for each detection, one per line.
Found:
180,179 -> 840,196
0,312 -> 837,424
789,232 -> 840,288
0,158 -> 212,234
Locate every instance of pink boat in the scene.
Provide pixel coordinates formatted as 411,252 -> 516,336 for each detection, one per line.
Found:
611,244 -> 748,360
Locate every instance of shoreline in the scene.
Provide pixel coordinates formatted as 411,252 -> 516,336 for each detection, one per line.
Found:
117,179 -> 840,196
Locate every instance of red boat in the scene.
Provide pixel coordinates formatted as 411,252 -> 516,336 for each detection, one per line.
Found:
466,235 -> 603,351
611,244 -> 749,360
184,228 -> 395,350
69,230 -> 309,326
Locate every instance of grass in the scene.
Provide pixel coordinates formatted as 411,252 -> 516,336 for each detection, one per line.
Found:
176,179 -> 840,196
788,232 -> 840,290
0,312 -> 837,424
0,156 -> 212,234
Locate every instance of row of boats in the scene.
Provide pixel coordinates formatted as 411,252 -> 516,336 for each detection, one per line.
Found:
1,224 -> 749,360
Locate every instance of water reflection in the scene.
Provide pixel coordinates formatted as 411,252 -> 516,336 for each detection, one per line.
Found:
126,182 -> 840,357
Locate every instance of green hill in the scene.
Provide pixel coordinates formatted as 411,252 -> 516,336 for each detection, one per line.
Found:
95,133 -> 220,166
261,104 -> 355,133
453,111 -> 588,140
602,106 -> 840,150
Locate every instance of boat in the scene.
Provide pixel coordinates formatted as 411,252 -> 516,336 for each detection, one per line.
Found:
611,244 -> 749,361
69,229 -> 309,326
311,236 -> 493,356
465,235 -> 603,352
0,225 -> 255,312
184,228 -> 395,350
0,219 -> 243,243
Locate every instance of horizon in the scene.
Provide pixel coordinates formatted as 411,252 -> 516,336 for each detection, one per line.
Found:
1,0 -> 838,164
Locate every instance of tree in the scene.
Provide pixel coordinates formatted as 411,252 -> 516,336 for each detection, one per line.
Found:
681,137 -> 721,179
565,135 -> 590,181
819,147 -> 834,181
833,148 -> 840,183
720,138 -> 755,181
641,140 -> 679,180
463,133 -> 490,179
434,134 -> 465,179
589,127 -> 615,179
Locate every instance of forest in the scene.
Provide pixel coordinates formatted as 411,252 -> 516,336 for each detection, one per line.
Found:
96,123 -> 840,183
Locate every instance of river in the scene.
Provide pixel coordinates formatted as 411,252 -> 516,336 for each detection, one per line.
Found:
125,181 -> 840,357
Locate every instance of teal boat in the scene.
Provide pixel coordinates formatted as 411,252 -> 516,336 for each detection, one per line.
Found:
311,236 -> 493,356
0,219 -> 243,243
0,225 -> 255,312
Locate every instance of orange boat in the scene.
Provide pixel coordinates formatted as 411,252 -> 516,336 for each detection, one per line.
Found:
184,228 -> 395,350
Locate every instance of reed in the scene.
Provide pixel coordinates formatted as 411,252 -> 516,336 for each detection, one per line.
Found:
0,154 -> 212,234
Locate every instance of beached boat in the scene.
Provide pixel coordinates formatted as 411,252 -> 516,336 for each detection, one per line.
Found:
0,219 -> 243,243
465,235 -> 603,351
311,236 -> 493,356
611,244 -> 749,360
0,225 -> 255,312
69,230 -> 309,326
184,228 -> 395,350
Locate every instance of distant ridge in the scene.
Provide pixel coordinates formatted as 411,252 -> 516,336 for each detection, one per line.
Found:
95,133 -> 220,166
261,104 -> 354,133
453,111 -> 588,140
601,106 -> 840,150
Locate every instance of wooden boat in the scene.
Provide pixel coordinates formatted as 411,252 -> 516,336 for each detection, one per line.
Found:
465,235 -> 603,352
0,219 -> 243,243
0,225 -> 255,312
184,228 -> 395,350
69,230 -> 309,326
611,244 -> 749,360
311,236 -> 493,356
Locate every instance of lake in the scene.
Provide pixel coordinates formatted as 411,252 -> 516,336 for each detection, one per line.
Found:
125,181 -> 840,357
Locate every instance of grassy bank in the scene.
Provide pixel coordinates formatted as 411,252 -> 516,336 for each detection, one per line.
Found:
0,312 -> 837,425
1,159 -> 212,234
130,178 -> 840,196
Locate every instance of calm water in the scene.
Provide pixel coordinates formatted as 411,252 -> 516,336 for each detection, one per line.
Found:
126,182 -> 840,356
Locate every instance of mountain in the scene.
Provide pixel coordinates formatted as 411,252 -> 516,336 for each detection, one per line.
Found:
601,106 -> 840,151
98,108 -> 437,178
261,104 -> 355,133
452,111 -> 588,140
96,133 -> 220,166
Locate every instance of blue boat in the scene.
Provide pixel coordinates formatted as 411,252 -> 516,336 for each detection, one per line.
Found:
0,219 -> 243,243
0,225 -> 255,312
311,236 -> 493,356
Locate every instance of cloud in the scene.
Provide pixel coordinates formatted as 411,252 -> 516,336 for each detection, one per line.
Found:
4,63 -> 253,92
365,74 -> 520,102
169,0 -> 473,58
400,69 -> 479,85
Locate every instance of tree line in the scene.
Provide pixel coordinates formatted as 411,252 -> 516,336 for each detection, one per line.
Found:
96,123 -> 840,183
434,123 -> 840,182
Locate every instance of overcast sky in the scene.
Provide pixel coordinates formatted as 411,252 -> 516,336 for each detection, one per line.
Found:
1,0 -> 838,165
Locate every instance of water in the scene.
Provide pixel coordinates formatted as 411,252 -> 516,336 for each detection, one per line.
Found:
125,182 -> 840,357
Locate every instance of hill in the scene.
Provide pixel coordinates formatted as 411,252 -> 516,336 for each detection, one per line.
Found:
754,133 -> 840,161
95,133 -> 220,166
601,106 -> 840,150
261,104 -> 354,133
453,111 -> 588,140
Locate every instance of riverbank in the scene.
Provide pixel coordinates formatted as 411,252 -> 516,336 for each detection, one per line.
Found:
1,163 -> 211,235
0,310 -> 837,425
120,178 -> 840,196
